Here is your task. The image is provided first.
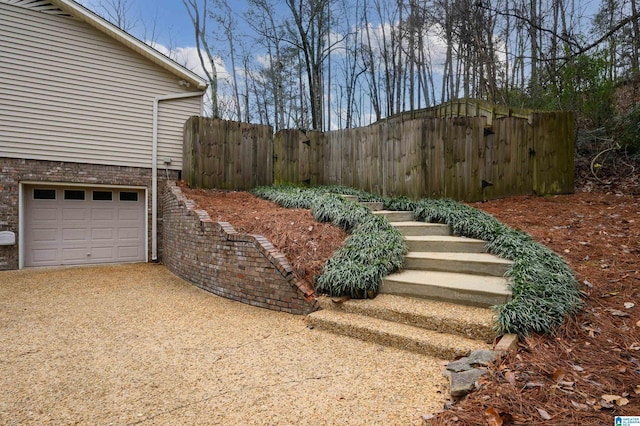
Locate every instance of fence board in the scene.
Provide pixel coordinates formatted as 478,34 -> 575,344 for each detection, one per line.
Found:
183,117 -> 273,190
183,102 -> 574,201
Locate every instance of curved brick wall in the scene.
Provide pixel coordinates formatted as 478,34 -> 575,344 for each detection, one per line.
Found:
163,182 -> 317,315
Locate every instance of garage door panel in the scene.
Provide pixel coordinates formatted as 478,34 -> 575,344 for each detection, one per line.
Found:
118,227 -> 141,240
25,186 -> 146,267
91,246 -> 116,261
118,209 -> 141,221
91,228 -> 114,240
62,247 -> 89,263
31,228 -> 58,242
92,209 -> 115,221
62,228 -> 89,241
63,208 -> 88,221
31,248 -> 58,263
31,208 -> 58,221
118,245 -> 142,260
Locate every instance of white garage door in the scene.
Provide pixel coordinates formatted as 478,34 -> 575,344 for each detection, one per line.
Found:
24,186 -> 146,267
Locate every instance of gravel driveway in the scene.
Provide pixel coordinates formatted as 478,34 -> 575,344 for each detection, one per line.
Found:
0,264 -> 446,425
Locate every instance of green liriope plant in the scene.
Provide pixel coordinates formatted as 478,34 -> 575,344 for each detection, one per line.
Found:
252,184 -> 582,336
253,184 -> 405,298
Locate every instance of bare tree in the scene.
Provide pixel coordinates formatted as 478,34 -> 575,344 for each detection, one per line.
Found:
282,0 -> 342,130
96,0 -> 138,31
183,0 -> 219,117
211,0 -> 242,121
247,0 -> 288,130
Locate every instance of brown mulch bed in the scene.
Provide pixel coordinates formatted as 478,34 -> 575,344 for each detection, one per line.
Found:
432,190 -> 640,425
179,181 -> 639,425
177,182 -> 347,285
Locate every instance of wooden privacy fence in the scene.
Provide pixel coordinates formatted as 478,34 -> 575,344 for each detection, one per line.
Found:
274,112 -> 574,201
183,102 -> 574,201
183,116 -> 272,190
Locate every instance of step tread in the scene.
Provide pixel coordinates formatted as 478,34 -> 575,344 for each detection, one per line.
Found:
373,210 -> 414,214
405,251 -> 512,265
308,309 -> 491,359
384,270 -> 511,296
389,221 -> 449,227
360,201 -> 384,211
316,294 -> 496,342
404,235 -> 486,243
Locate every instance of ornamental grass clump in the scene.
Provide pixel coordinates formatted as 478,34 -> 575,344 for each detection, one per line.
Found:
252,184 -> 316,209
315,215 -> 406,297
252,184 -> 406,298
310,193 -> 371,232
485,231 -> 582,336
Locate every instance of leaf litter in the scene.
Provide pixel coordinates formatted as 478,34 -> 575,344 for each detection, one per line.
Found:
431,190 -> 639,425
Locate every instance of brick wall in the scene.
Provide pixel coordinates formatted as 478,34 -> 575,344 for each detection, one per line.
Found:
0,157 -> 178,270
163,181 -> 317,315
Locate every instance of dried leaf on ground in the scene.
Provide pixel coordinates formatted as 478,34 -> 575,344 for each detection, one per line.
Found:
552,368 -> 566,382
484,407 -> 503,426
536,408 -> 551,420
571,400 -> 590,410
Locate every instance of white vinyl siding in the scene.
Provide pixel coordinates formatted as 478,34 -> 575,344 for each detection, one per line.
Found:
157,98 -> 198,168
1,0 -> 67,15
0,2 -> 202,170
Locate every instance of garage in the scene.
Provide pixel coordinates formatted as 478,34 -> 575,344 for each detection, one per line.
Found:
23,185 -> 146,267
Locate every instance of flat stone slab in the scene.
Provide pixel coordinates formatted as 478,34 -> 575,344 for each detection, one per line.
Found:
449,368 -> 488,397
446,349 -> 498,398
447,349 -> 497,372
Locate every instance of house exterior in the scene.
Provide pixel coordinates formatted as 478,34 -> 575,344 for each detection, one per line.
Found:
0,0 -> 207,270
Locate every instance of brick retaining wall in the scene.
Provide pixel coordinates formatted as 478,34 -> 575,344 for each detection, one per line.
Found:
163,181 -> 317,315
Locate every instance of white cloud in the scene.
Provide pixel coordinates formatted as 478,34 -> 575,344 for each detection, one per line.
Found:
148,42 -> 231,83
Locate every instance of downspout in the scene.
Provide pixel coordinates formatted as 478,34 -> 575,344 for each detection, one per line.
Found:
152,91 -> 205,261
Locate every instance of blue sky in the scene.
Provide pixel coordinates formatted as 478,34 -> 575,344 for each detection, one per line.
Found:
79,0 -> 203,47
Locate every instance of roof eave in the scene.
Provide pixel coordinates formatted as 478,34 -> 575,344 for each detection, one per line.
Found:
49,0 -> 208,90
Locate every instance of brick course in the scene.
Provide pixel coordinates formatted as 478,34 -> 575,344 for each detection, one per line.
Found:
163,181 -> 317,315
0,157 -> 178,270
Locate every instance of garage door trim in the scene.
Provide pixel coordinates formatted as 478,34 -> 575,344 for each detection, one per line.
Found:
19,181 -> 148,269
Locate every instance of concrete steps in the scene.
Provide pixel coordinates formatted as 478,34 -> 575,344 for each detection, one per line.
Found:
404,235 -> 487,253
372,210 -> 414,222
315,294 -> 496,342
308,296 -> 492,359
390,221 -> 451,236
381,270 -> 511,307
308,198 -> 512,360
360,201 -> 384,211
404,251 -> 512,276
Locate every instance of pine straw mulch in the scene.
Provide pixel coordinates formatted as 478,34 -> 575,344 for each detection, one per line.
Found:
177,182 -> 347,285
178,181 -> 639,425
431,188 -> 640,425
